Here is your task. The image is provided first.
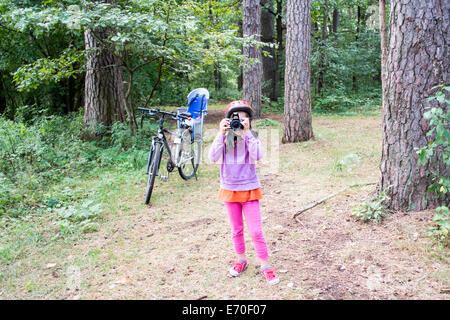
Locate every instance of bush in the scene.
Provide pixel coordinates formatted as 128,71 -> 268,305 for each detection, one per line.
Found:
312,89 -> 382,114
415,85 -> 449,247
351,187 -> 391,223
0,113 -> 155,217
55,199 -> 102,235
209,87 -> 241,103
428,206 -> 449,248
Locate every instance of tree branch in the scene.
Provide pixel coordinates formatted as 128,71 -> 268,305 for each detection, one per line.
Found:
293,182 -> 377,220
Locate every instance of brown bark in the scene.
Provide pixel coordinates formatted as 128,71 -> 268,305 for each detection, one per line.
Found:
242,0 -> 262,118
332,8 -> 339,38
84,28 -> 126,130
83,0 -> 126,131
352,5 -> 362,91
214,63 -> 222,91
261,0 -> 276,101
237,18 -> 243,92
317,1 -> 328,96
274,0 -> 284,100
283,0 -> 313,143
379,0 -> 450,210
0,74 -> 6,114
379,0 -> 388,112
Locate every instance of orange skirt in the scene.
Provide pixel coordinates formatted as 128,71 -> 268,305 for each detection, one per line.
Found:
218,188 -> 263,202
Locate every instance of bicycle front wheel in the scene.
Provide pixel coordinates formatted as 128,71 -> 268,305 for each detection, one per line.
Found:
145,144 -> 162,205
178,129 -> 201,180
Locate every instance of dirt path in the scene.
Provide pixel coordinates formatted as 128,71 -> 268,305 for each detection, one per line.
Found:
4,110 -> 448,300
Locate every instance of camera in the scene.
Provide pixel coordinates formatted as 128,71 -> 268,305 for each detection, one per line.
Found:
228,112 -> 243,131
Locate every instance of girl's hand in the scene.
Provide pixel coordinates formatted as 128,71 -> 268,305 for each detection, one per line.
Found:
220,118 -> 230,135
241,117 -> 250,133
234,118 -> 250,137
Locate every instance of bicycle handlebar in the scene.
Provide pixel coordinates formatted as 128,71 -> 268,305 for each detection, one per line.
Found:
138,107 -> 191,120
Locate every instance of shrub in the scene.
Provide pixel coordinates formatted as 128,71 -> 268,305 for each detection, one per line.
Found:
428,206 -> 449,248
415,85 -> 449,247
0,113 -> 155,217
351,187 -> 391,223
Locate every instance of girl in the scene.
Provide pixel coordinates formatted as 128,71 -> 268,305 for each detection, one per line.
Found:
208,100 -> 279,285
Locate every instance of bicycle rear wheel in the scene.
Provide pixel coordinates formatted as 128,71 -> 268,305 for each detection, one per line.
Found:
145,144 -> 162,205
178,129 -> 201,180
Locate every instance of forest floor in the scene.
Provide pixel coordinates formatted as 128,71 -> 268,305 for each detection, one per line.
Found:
1,107 -> 449,300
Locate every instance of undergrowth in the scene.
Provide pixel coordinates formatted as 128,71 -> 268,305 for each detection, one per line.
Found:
0,113 -> 156,257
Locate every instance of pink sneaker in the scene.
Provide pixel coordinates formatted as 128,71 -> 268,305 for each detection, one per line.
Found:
228,260 -> 248,277
261,267 -> 280,285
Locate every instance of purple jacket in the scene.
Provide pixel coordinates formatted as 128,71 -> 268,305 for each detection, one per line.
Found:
208,130 -> 263,191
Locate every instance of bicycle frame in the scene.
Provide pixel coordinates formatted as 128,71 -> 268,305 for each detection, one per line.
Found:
144,111 -> 190,176
146,115 -> 174,174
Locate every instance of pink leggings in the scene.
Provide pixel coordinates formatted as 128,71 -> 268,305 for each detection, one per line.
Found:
224,200 -> 269,261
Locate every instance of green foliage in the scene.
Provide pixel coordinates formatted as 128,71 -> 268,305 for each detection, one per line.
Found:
415,85 -> 449,247
1,0 -> 247,116
351,187 -> 391,223
417,86 -> 450,169
12,48 -> 83,92
332,153 -> 361,173
312,88 -> 381,114
428,206 -> 449,248
0,114 -> 155,217
254,118 -> 281,128
54,199 -> 101,235
262,97 -> 284,114
209,88 -> 241,103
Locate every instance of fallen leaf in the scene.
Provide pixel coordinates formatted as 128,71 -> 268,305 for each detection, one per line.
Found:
46,263 -> 57,269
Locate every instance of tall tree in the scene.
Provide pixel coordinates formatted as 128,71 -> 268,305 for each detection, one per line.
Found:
379,0 -> 387,111
274,0 -> 284,100
83,0 -> 127,132
352,4 -> 362,91
331,7 -> 339,38
283,0 -> 313,143
237,18 -> 243,92
317,0 -> 328,95
242,0 -> 262,118
379,0 -> 450,210
261,0 -> 276,101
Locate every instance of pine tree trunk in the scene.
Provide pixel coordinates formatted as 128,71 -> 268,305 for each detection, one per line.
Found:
242,0 -> 262,118
274,0 -> 284,100
332,8 -> 339,38
214,63 -> 222,91
317,1 -> 328,96
379,0 -> 450,210
83,0 -> 126,132
261,0 -> 276,101
283,0 -> 313,143
237,18 -> 243,92
352,5 -> 361,91
379,0 -> 387,111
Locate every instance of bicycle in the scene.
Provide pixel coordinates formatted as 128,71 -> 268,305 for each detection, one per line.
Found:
138,107 -> 202,205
